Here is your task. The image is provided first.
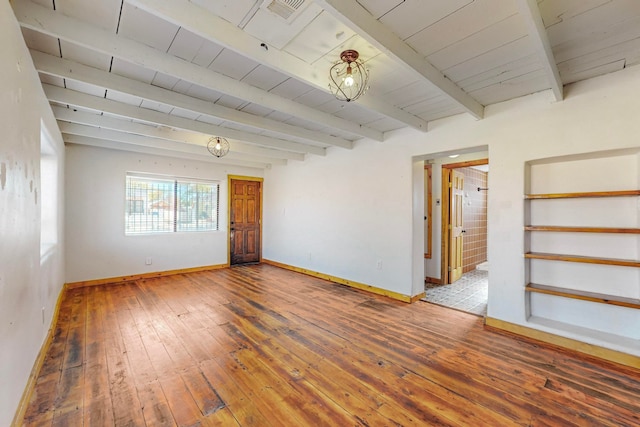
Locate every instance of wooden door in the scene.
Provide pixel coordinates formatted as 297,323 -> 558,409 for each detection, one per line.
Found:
230,178 -> 262,265
449,170 -> 464,283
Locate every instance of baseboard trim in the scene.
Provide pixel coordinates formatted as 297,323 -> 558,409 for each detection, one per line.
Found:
12,287 -> 66,427
262,259 -> 423,303
409,292 -> 427,303
425,276 -> 442,285
65,263 -> 228,289
485,317 -> 640,370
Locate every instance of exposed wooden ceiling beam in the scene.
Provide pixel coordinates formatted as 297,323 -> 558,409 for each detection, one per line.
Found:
13,0 -> 383,141
59,122 -> 287,165
43,84 -> 326,155
315,0 -> 485,120
64,134 -> 272,169
517,0 -> 564,101
52,106 -> 304,161
127,0 -> 430,132
32,50 -> 351,149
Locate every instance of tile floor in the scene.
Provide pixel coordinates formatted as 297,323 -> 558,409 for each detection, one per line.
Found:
423,269 -> 488,316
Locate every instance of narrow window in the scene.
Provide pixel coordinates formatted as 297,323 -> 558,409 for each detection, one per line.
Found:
40,124 -> 58,254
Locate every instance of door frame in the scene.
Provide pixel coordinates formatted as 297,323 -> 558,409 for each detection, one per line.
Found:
424,164 -> 433,259
227,175 -> 264,266
440,159 -> 488,284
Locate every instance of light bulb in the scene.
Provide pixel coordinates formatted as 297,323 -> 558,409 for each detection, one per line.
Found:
344,75 -> 354,87
344,65 -> 354,87
215,142 -> 221,150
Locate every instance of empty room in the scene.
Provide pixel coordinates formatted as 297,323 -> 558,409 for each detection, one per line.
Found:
2,0 -> 640,425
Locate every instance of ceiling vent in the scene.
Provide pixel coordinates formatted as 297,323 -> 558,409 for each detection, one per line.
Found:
261,0 -> 309,22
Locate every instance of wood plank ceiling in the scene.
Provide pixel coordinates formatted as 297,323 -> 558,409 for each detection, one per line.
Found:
12,0 -> 640,168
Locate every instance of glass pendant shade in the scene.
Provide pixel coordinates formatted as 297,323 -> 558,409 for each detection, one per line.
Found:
207,136 -> 230,158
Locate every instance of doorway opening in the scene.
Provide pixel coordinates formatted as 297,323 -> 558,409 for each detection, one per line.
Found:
424,158 -> 489,316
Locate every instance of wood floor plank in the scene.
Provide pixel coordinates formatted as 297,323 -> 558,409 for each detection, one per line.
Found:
115,295 -> 158,387
181,367 -> 225,417
83,360 -> 113,427
216,350 -> 309,426
131,313 -> 177,377
201,406 -> 240,426
21,415 -> 53,427
102,285 -> 147,426
83,397 -> 115,427
233,346 -> 363,427
38,295 -> 71,378
137,380 -> 176,427
20,264 -> 640,426
84,287 -> 108,371
158,374 -> 204,427
51,409 -> 83,427
162,308 -> 221,365
62,289 -> 86,372
431,348 -> 614,426
543,376 -> 640,425
199,358 -> 273,427
135,280 -> 206,371
23,372 -> 58,423
51,365 -> 83,425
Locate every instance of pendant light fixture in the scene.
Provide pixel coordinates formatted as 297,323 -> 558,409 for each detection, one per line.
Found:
207,136 -> 230,158
329,49 -> 369,102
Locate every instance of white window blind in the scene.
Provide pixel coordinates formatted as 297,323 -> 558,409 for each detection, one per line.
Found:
125,174 -> 219,234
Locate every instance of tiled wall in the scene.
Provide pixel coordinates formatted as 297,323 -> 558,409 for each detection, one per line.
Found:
459,167 -> 488,273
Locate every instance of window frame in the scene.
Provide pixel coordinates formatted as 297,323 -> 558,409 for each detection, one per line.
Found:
125,173 -> 220,235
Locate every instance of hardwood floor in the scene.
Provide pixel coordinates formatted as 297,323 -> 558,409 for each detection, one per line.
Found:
22,264 -> 640,426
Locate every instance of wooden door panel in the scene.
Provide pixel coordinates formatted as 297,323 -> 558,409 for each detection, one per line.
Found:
245,230 -> 257,256
246,200 -> 257,225
233,199 -> 244,223
233,230 -> 244,254
450,170 -> 464,283
230,179 -> 261,265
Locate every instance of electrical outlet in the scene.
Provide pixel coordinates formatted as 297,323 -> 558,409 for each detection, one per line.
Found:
145,257 -> 152,265
41,307 -> 45,324
376,260 -> 382,270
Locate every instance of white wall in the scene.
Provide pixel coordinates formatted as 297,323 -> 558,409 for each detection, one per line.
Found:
263,138 -> 418,296
65,144 -> 263,283
0,4 -> 66,425
264,64 -> 640,356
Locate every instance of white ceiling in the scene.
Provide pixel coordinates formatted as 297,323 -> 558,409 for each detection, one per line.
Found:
12,0 -> 640,168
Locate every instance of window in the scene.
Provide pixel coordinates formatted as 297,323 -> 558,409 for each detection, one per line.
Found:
41,123 -> 58,255
125,173 -> 220,234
